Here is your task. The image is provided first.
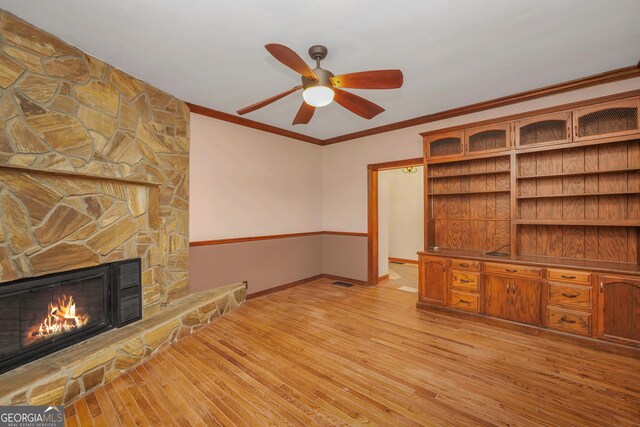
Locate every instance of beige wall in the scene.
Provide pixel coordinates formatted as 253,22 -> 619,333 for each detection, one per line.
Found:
378,167 -> 424,275
189,113 -> 322,242
322,234 -> 367,282
0,11 -> 189,313
190,235 -> 323,294
388,167 -> 424,261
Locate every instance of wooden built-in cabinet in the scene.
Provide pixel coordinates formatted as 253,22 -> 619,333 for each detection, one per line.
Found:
418,94 -> 640,350
417,253 -> 640,347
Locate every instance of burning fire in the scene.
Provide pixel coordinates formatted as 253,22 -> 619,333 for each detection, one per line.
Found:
29,295 -> 89,342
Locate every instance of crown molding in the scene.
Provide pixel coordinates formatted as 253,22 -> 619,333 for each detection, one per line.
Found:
186,63 -> 640,146
185,102 -> 324,145
323,64 -> 640,145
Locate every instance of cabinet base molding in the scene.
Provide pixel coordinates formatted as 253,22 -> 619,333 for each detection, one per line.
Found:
416,302 -> 640,358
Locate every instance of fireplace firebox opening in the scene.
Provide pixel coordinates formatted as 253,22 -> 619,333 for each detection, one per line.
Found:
0,258 -> 141,374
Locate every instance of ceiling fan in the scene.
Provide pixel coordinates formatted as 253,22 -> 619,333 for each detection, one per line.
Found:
237,44 -> 403,125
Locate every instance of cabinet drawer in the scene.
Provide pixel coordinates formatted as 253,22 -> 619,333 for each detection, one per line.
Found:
449,290 -> 479,313
450,259 -> 480,271
484,263 -> 542,278
548,283 -> 592,309
450,270 -> 479,292
547,307 -> 591,336
547,268 -> 591,285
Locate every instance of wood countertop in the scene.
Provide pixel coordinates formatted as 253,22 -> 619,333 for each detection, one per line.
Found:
418,248 -> 640,276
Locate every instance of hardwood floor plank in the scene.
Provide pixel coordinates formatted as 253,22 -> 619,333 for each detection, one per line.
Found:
92,387 -> 121,427
73,398 -> 94,427
66,278 -> 640,426
102,381 -> 135,426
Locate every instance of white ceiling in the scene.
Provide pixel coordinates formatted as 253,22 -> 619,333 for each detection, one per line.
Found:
1,0 -> 639,140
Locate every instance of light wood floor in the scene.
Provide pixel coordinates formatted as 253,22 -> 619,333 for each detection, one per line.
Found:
65,278 -> 640,426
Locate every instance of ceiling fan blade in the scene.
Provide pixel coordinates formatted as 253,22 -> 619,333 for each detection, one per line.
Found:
333,88 -> 385,119
265,44 -> 317,80
330,70 -> 403,89
292,102 -> 315,125
237,85 -> 302,115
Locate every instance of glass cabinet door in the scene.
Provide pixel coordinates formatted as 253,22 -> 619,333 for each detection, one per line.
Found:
424,131 -> 464,159
515,111 -> 572,148
464,123 -> 511,155
573,98 -> 639,142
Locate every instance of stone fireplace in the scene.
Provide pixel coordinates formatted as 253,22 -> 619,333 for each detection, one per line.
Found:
0,10 -> 241,406
0,10 -> 190,308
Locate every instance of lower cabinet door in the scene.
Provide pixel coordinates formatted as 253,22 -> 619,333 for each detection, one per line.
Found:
419,256 -> 448,305
484,275 -> 541,326
598,275 -> 640,347
510,279 -> 541,326
483,275 -> 511,320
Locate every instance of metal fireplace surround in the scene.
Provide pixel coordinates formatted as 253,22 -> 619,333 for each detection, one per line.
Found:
0,258 -> 142,374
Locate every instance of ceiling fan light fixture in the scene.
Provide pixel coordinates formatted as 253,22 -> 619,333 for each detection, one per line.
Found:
237,43 -> 403,124
302,85 -> 334,107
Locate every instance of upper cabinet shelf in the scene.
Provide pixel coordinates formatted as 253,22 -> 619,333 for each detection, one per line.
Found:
423,96 -> 640,160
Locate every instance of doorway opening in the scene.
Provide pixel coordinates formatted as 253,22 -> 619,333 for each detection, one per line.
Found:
367,158 -> 424,287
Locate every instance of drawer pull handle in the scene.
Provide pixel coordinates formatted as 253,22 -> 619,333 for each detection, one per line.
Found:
559,316 -> 576,324
459,279 -> 471,283
459,263 -> 470,268
560,292 -> 579,299
459,299 -> 471,304
560,275 -> 577,280
505,268 -> 518,273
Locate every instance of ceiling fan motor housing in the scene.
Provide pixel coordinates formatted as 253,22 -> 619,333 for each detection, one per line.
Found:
302,67 -> 334,90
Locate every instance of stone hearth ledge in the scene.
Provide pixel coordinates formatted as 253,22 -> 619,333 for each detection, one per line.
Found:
0,283 -> 247,406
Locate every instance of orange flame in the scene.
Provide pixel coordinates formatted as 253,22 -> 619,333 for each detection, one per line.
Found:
30,295 -> 89,342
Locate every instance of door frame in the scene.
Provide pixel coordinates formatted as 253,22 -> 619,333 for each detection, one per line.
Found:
367,157 -> 424,286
